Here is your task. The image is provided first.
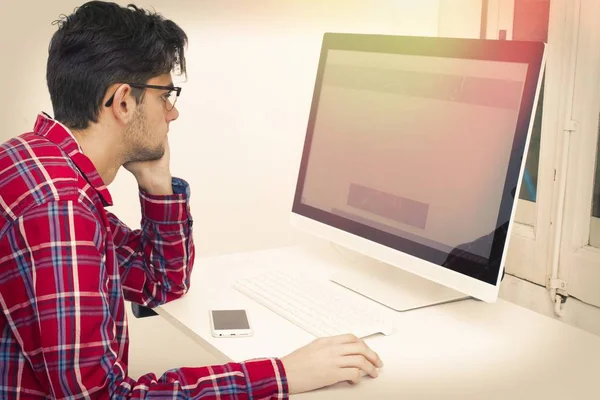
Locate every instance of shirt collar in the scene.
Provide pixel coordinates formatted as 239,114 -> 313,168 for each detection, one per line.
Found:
33,112 -> 114,206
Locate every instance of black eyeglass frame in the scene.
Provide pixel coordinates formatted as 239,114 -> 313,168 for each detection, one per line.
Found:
104,83 -> 182,110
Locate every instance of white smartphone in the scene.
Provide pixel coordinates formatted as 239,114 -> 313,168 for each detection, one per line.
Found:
209,309 -> 253,338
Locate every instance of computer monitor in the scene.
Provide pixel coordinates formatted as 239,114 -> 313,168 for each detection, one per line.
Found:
291,33 -> 545,311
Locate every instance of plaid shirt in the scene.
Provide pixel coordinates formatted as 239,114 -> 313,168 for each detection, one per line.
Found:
0,114 -> 288,399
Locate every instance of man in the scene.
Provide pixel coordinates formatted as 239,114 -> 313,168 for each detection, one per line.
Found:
0,1 -> 383,398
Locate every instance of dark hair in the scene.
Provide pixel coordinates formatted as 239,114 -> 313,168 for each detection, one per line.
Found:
47,1 -> 187,129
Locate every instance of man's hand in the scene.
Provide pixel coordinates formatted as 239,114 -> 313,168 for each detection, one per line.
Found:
281,334 -> 384,394
124,139 -> 173,195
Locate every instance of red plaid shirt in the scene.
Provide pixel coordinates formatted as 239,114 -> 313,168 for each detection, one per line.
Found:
0,114 -> 287,399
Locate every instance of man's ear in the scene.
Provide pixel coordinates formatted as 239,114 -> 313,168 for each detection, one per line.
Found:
106,84 -> 138,125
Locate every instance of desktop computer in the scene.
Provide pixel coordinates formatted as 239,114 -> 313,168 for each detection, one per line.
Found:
235,33 -> 546,337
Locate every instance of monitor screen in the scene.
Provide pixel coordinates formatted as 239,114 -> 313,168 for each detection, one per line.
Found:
292,33 -> 545,289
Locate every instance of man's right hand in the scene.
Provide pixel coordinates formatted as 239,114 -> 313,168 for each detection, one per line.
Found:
280,334 -> 384,394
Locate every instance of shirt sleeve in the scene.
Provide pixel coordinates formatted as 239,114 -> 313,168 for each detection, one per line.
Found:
0,199 -> 288,399
108,177 -> 196,307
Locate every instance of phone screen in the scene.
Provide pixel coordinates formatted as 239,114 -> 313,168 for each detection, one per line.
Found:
211,310 -> 250,330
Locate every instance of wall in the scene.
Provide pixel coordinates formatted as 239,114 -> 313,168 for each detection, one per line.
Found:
0,0 -> 439,257
0,0 -> 81,138
438,0 -> 483,38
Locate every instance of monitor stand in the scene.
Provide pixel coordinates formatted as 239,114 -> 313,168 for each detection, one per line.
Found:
329,256 -> 471,312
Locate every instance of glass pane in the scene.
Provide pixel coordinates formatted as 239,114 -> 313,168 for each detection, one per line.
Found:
593,132 -> 600,219
591,124 -> 600,248
519,78 -> 544,202
512,0 -> 550,202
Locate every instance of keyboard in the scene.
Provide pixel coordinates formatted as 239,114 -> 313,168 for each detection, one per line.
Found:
234,270 -> 394,338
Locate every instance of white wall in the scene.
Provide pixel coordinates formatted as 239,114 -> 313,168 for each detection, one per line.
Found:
0,0 -> 440,257
1,1 -> 440,257
0,1 -> 79,137
438,0 -> 482,38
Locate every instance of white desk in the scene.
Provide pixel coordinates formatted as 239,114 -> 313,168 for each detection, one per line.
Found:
157,245 -> 600,399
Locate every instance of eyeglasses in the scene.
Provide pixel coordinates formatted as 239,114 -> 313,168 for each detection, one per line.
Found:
104,83 -> 182,111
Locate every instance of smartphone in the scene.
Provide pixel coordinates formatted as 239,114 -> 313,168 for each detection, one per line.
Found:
209,309 -> 253,338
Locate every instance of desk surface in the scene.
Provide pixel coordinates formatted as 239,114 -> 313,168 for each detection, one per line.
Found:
157,245 -> 600,399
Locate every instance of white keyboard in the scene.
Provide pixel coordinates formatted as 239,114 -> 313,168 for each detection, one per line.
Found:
234,270 -> 394,338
